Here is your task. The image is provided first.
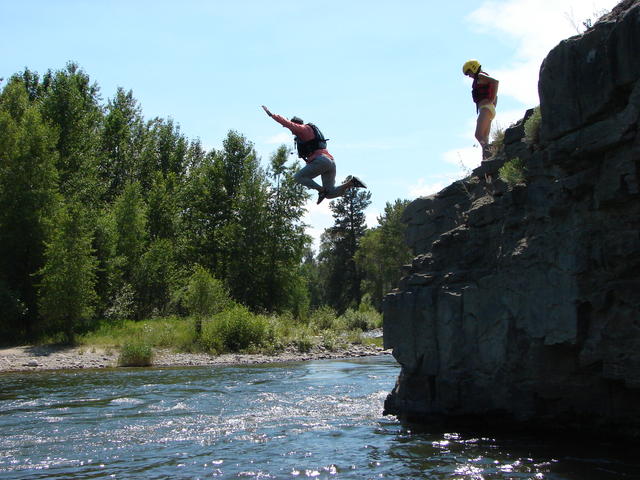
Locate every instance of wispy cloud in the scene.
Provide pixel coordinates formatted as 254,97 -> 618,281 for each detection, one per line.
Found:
408,178 -> 450,198
467,0 -> 619,106
266,132 -> 291,145
442,146 -> 481,173
303,200 -> 333,253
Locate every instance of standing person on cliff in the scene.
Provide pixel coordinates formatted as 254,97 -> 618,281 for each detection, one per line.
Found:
262,105 -> 367,204
463,60 -> 499,160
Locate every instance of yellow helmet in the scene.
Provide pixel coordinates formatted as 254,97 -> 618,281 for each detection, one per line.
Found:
462,59 -> 481,76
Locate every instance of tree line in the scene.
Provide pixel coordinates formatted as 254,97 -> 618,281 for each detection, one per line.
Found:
0,62 -> 412,344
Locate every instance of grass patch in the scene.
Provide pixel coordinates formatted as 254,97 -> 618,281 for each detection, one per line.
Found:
79,316 -> 196,350
75,303 -> 384,357
499,157 -> 527,187
524,106 -> 541,146
362,337 -> 384,348
118,341 -> 154,367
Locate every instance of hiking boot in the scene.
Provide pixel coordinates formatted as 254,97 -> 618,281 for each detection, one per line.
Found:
350,176 -> 367,189
317,189 -> 327,204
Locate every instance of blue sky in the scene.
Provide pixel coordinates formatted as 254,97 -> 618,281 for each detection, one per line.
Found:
1,0 -> 619,250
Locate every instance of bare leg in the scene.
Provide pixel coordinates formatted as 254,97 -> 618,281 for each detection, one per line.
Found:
475,108 -> 493,147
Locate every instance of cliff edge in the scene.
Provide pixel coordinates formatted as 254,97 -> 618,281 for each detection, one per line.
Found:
383,0 -> 640,439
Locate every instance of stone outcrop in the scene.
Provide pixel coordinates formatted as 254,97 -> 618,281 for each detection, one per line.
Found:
383,0 -> 640,439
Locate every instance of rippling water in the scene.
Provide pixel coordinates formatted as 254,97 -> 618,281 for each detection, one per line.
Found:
0,356 -> 637,479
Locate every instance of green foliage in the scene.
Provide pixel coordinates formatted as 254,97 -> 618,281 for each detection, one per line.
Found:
118,340 -> 154,367
320,188 -> 372,313
181,265 -> 233,336
104,283 -> 136,321
201,305 -> 273,353
0,77 -> 60,339
39,62 -> 104,203
355,199 -> 412,310
293,334 -> 314,353
338,306 -> 382,332
489,124 -> 505,156
80,316 -> 195,350
499,157 -> 527,187
524,106 -> 541,146
1,62 -> 386,346
135,238 -> 178,318
309,305 -> 338,330
37,201 -> 99,342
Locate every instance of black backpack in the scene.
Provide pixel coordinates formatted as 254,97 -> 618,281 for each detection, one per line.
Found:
295,123 -> 328,159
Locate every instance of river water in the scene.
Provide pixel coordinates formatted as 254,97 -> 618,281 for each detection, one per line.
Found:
0,356 -> 637,479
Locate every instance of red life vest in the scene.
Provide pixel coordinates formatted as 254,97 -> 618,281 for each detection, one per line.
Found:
472,76 -> 493,104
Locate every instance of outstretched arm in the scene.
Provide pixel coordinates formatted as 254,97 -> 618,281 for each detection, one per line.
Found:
262,106 -> 308,136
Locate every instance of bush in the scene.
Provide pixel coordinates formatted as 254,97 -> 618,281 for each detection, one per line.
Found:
201,305 -> 273,353
489,123 -> 505,155
524,106 -> 541,146
294,334 -> 314,353
499,157 -> 527,187
321,330 -> 345,352
309,305 -> 338,331
183,265 -> 233,317
118,340 -> 154,366
339,307 -> 382,332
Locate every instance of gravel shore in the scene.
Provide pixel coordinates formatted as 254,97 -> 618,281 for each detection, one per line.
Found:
0,342 -> 391,373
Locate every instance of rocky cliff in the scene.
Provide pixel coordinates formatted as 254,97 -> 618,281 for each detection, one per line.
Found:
383,0 -> 640,439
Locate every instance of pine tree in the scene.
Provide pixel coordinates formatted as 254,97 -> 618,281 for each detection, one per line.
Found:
321,188 -> 371,313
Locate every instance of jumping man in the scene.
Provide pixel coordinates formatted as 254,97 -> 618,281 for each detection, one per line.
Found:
262,105 -> 366,204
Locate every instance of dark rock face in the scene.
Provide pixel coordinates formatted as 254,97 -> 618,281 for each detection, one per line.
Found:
383,0 -> 640,439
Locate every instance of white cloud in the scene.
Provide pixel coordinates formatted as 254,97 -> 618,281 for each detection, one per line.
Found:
366,209 -> 380,229
443,146 -> 482,173
468,0 -> 619,106
303,199 -> 333,253
494,108 -> 529,131
408,178 -> 450,198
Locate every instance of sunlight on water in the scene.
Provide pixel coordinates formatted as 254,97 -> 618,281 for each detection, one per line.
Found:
0,357 -> 637,479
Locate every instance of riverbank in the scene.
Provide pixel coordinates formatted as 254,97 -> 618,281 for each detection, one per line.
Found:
0,341 -> 390,373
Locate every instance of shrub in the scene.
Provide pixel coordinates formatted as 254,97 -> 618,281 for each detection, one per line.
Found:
118,340 -> 154,367
309,305 -> 338,331
339,307 -> 382,332
294,335 -> 314,353
524,106 -> 541,146
183,265 -> 233,317
489,123 -> 505,155
499,157 -> 527,187
201,305 -> 273,353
